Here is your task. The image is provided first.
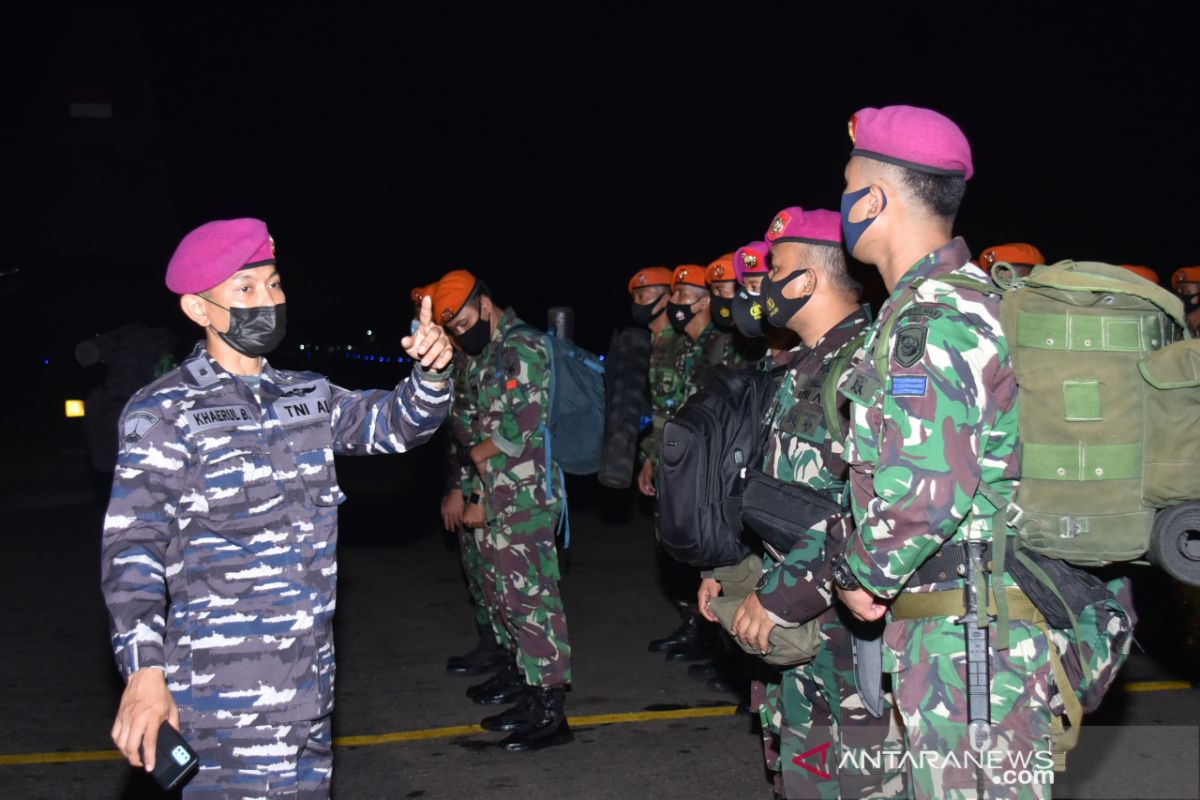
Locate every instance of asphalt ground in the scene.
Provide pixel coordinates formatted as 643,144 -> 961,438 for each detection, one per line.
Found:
2,454 -> 1199,799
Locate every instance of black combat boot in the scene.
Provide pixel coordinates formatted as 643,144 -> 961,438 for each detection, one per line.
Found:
664,616 -> 712,662
686,660 -> 721,680
480,685 -> 536,732
647,609 -> 700,652
466,658 -> 526,705
498,686 -> 573,752
446,623 -> 506,676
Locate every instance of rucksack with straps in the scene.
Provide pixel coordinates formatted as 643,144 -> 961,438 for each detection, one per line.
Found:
494,324 -> 606,547
867,260 -> 1200,569
496,324 -> 606,477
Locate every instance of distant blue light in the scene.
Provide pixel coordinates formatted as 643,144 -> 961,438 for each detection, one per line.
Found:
42,358 -> 49,365
598,354 -> 605,362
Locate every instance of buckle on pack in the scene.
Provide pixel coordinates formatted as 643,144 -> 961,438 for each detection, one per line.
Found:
1058,516 -> 1089,539
1004,502 -> 1027,530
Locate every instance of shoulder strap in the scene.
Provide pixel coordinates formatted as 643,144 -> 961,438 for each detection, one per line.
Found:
494,323 -> 547,377
823,331 -> 869,446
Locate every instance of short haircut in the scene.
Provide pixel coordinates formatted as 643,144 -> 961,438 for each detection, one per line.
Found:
884,161 -> 966,221
812,243 -> 862,301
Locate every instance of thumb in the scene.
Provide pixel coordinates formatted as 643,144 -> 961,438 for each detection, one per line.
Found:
419,295 -> 433,327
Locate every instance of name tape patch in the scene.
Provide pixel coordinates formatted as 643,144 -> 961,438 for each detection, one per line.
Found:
187,405 -> 256,432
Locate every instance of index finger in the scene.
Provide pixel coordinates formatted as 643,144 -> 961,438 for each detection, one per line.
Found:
419,295 -> 433,327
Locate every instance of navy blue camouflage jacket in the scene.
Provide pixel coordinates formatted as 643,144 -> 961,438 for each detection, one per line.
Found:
101,342 -> 449,726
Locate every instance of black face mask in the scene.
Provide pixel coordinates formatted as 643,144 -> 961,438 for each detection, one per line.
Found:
205,299 -> 287,357
731,289 -> 766,338
630,295 -> 666,328
711,295 -> 735,331
1177,290 -> 1200,312
455,305 -> 492,356
667,299 -> 701,334
761,270 -> 812,328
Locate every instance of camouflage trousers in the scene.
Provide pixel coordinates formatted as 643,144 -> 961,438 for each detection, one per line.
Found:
885,617 -> 1054,800
760,611 -> 907,800
182,715 -> 332,799
488,504 -> 571,686
461,526 -> 515,651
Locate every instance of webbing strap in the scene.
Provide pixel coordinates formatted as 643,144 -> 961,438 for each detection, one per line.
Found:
889,586 -> 1036,621
823,331 -> 868,446
1015,311 -> 1155,353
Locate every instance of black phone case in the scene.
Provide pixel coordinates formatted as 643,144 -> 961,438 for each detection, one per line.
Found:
150,722 -> 200,791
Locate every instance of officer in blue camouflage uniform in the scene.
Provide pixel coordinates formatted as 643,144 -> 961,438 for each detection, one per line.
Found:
102,218 -> 453,799
833,107 -> 1053,799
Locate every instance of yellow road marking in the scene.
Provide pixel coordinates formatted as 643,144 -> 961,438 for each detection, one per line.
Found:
0,705 -> 738,766
1122,680 -> 1193,693
3,684 -> 1194,768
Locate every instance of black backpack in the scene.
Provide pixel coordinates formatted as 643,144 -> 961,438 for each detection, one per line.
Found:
657,364 -> 785,567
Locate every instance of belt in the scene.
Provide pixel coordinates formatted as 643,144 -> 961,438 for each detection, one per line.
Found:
908,541 -> 992,587
890,586 -> 1039,622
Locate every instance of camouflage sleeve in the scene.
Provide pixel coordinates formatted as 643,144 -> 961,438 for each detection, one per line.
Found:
756,521 -> 836,626
845,309 -> 1009,598
639,421 -> 662,468
100,396 -> 189,679
330,368 -> 451,455
487,334 -> 549,459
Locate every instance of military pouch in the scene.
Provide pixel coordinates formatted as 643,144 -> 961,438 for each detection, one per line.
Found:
1139,338 -> 1200,507
709,554 -> 822,667
737,467 -> 844,555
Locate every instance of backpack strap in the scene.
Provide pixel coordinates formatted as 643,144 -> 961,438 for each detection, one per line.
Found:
822,331 -> 869,446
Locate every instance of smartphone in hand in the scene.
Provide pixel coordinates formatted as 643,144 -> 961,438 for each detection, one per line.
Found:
142,721 -> 199,791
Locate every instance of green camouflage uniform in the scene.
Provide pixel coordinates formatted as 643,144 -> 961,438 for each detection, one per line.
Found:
475,308 -> 570,687
687,322 -> 743,395
841,238 -> 1052,799
751,310 -> 906,800
640,325 -> 692,469
447,351 -> 514,652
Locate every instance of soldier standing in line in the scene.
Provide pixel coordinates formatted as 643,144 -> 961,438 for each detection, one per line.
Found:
103,218 -> 453,798
420,278 -> 511,679
436,271 -> 574,752
631,266 -> 712,657
709,251 -> 769,363
703,206 -> 905,799
832,106 -> 1052,798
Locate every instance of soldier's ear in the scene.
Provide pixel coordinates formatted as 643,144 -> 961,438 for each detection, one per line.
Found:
180,293 -> 212,328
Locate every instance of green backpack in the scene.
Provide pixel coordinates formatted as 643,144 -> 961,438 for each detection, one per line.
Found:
874,260 -> 1200,567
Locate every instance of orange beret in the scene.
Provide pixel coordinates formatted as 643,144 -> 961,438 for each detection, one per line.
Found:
705,253 -> 737,285
627,267 -> 674,295
979,242 -> 1045,268
1120,264 -> 1160,285
433,269 -> 478,325
672,264 -> 708,291
1172,267 -> 1200,289
411,281 -> 437,307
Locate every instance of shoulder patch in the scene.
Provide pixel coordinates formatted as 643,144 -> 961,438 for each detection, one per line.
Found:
122,410 -> 161,453
893,326 -> 928,368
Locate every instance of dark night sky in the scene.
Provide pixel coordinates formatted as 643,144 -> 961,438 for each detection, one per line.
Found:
2,1 -> 1198,364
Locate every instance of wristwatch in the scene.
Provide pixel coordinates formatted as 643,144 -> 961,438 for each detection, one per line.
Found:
830,553 -> 862,591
